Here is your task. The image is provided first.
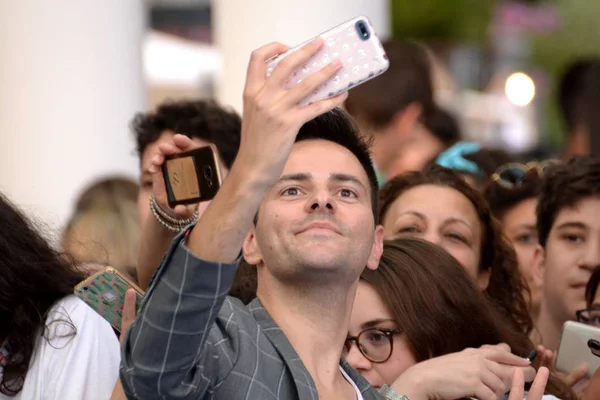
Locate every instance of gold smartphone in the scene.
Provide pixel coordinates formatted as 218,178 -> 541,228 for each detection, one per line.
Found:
74,267 -> 144,332
161,145 -> 223,208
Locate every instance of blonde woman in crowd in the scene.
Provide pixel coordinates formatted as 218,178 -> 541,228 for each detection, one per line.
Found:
61,177 -> 140,283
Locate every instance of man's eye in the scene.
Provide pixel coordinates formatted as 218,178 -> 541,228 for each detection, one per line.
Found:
282,187 -> 301,196
339,189 -> 357,198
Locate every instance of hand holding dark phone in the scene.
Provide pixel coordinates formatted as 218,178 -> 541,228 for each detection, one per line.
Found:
161,145 -> 223,208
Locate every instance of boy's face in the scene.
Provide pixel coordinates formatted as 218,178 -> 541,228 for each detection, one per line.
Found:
541,196 -> 600,324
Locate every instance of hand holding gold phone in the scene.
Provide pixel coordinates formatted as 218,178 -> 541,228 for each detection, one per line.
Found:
161,145 -> 223,208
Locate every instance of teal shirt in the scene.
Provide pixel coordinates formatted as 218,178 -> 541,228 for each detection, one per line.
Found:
376,171 -> 386,187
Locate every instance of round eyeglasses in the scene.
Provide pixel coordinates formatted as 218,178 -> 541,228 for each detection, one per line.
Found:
490,160 -> 560,189
343,328 -> 401,363
576,307 -> 600,327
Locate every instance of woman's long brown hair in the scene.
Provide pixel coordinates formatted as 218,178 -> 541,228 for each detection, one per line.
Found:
379,164 -> 533,336
361,238 -> 573,399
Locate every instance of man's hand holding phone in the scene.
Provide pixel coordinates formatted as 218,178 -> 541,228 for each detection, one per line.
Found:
147,135 -> 200,220
110,289 -> 138,400
182,39 -> 347,263
536,344 -> 589,396
119,289 -> 137,345
137,135 -> 205,289
235,39 -> 346,178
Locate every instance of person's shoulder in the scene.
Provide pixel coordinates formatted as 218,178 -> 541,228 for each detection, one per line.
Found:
48,295 -> 97,322
46,295 -> 116,338
37,295 -> 119,368
211,296 -> 259,337
217,296 -> 252,321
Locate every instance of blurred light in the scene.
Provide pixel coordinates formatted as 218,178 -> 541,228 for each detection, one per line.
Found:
505,72 -> 535,106
143,31 -> 221,87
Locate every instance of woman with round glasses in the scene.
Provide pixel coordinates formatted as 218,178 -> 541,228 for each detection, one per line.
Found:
485,161 -> 557,319
345,238 -> 572,399
379,164 -> 532,335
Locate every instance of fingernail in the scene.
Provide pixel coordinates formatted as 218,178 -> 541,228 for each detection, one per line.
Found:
148,165 -> 156,173
331,59 -> 343,68
314,37 -> 324,47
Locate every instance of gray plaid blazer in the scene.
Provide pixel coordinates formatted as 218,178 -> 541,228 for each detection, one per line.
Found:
120,229 -> 384,400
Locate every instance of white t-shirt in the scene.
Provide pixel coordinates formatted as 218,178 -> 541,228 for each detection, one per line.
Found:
501,394 -> 561,400
340,365 -> 365,400
0,295 -> 121,400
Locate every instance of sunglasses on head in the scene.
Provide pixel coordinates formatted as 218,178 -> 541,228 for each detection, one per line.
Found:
490,160 -> 560,189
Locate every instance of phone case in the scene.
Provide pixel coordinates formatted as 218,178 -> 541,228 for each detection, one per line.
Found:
556,321 -> 600,378
266,16 -> 389,107
162,144 -> 223,208
74,267 -> 145,332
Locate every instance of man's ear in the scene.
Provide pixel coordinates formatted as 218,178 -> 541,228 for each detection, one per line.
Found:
366,225 -> 384,271
532,244 -> 546,287
389,102 -> 422,140
243,226 -> 263,266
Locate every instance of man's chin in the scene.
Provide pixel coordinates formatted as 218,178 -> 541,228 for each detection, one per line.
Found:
292,252 -> 348,272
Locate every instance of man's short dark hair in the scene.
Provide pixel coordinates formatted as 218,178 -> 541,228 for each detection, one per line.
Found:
423,106 -> 461,146
537,156 -> 600,247
294,108 -> 379,224
559,58 -> 600,133
344,40 -> 434,131
131,99 -> 242,168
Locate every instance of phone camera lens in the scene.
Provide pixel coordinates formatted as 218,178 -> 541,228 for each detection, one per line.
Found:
204,166 -> 213,187
355,21 -> 370,41
204,166 -> 212,179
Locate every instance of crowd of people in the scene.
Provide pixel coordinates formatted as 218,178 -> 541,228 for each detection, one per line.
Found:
1,37 -> 600,400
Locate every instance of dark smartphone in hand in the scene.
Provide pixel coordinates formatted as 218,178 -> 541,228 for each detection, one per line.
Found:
161,145 -> 223,208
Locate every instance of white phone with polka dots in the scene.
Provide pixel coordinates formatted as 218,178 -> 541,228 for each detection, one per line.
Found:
266,16 -> 389,107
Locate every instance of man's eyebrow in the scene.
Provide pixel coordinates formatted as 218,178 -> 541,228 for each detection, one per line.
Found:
555,221 -> 588,231
277,173 -> 312,183
330,173 -> 367,192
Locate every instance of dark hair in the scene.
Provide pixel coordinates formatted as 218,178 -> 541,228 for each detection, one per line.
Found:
422,106 -> 461,146
485,169 -> 542,220
360,238 -> 573,399
345,40 -> 434,130
559,58 -> 600,133
379,165 -> 533,334
463,148 -> 513,180
229,259 -> 258,305
424,146 -> 514,186
294,108 -> 379,224
131,99 -> 242,168
0,194 -> 85,395
586,267 -> 600,307
537,156 -> 600,247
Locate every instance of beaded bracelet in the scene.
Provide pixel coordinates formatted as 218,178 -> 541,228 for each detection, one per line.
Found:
149,194 -> 198,232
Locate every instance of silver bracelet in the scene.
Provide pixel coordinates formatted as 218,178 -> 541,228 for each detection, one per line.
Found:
379,385 -> 410,400
150,194 -> 198,225
149,194 -> 198,232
